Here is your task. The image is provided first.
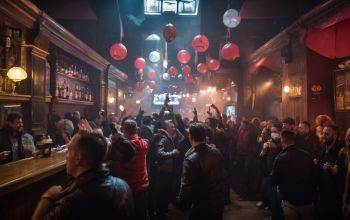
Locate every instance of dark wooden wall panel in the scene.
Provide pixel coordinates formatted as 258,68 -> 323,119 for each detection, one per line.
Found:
306,49 -> 334,127
32,55 -> 46,96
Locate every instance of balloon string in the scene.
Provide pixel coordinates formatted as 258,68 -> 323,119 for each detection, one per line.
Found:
194,51 -> 198,68
226,28 -> 231,43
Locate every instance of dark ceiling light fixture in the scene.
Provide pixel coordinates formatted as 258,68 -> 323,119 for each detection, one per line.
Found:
144,0 -> 199,16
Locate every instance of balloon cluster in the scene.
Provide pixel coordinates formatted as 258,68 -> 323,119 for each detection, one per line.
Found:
129,10 -> 242,92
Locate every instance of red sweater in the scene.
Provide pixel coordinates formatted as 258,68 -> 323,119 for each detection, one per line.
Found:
114,134 -> 149,195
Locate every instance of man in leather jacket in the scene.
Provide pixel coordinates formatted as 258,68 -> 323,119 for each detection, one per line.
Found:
153,120 -> 180,219
0,112 -> 25,164
176,122 -> 225,220
31,131 -> 134,220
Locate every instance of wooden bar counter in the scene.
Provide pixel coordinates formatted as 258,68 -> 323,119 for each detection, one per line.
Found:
0,151 -> 69,220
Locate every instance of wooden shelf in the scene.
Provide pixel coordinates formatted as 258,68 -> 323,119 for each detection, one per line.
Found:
56,71 -> 90,83
0,92 -> 31,101
55,98 -> 94,106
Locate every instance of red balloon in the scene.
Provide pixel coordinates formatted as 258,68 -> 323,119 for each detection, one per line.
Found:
147,69 -> 156,79
221,43 -> 240,61
109,43 -> 127,61
185,75 -> 194,84
182,64 -> 191,75
163,24 -> 176,43
148,80 -> 156,89
134,57 -> 146,69
207,59 -> 220,71
177,50 -> 191,64
192,35 -> 209,52
197,63 -> 208,74
134,82 -> 144,91
168,66 -> 178,77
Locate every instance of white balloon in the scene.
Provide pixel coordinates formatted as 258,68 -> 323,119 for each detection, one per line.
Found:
162,73 -> 170,80
177,74 -> 183,80
149,51 -> 161,63
223,9 -> 241,28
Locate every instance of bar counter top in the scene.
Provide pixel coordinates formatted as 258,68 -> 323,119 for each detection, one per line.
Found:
0,151 -> 66,196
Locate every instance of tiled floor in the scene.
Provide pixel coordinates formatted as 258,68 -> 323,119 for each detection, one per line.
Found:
167,190 -> 270,220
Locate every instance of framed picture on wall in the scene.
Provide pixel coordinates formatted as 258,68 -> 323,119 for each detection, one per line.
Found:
334,68 -> 350,111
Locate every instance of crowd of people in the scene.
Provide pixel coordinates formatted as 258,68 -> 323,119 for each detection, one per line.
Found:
2,100 -> 350,220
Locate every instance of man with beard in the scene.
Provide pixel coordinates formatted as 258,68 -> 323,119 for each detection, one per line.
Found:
298,121 -> 321,159
317,125 -> 343,219
0,112 -> 25,164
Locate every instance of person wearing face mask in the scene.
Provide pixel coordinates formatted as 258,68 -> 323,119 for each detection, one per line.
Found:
259,123 -> 283,219
317,125 -> 343,220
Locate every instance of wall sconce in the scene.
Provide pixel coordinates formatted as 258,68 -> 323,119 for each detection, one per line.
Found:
7,67 -> 28,93
119,105 -> 125,111
227,97 -> 231,101
283,85 -> 290,93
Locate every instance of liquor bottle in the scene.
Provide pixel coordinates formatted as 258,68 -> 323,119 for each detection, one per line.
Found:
77,85 -> 81,100
64,63 -> 68,75
68,65 -> 73,77
55,60 -> 60,73
80,87 -> 85,101
85,87 -> 89,101
88,90 -> 92,102
74,84 -> 78,100
68,87 -> 73,100
73,65 -> 77,77
62,80 -> 67,98
55,82 -> 59,97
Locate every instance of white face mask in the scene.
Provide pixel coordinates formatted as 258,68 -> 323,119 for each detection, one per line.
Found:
271,132 -> 280,140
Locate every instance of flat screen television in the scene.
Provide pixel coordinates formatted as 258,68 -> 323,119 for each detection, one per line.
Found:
153,93 -> 181,105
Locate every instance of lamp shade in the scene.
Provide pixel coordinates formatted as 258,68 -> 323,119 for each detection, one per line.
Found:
7,67 -> 27,82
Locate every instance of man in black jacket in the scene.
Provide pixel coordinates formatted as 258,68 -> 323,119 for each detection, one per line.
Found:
31,131 -> 134,220
176,122 -> 225,220
0,112 -> 25,164
271,130 -> 316,220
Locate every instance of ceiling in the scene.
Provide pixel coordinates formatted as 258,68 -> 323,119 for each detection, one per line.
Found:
31,0 -> 324,88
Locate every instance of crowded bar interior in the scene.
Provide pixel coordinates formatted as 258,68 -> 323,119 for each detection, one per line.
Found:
1,0 -> 350,219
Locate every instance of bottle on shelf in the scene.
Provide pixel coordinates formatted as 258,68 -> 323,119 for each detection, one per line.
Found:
55,60 -> 60,73
68,65 -> 73,77
73,65 -> 77,78
55,82 -> 59,97
85,87 -> 89,101
64,63 -> 68,75
62,79 -> 67,99
88,90 -> 92,102
69,86 -> 73,100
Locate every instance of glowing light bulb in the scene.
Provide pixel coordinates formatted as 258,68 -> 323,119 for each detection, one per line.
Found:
283,85 -> 290,93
